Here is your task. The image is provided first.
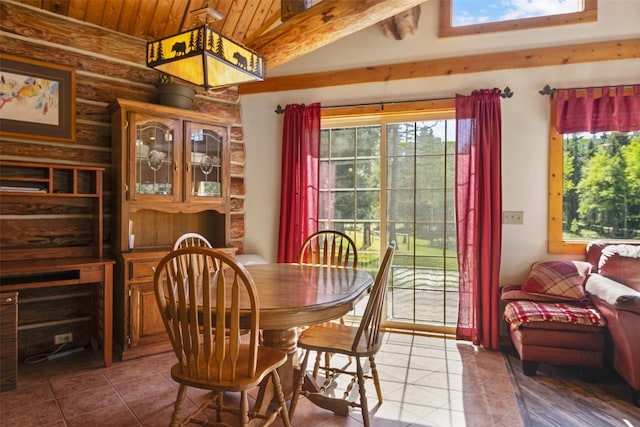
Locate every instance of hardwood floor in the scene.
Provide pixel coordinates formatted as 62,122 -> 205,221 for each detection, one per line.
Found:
503,351 -> 640,427
1,332 -> 634,426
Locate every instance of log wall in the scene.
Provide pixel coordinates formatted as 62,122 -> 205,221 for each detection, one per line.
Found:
0,1 -> 247,254
0,1 -> 247,357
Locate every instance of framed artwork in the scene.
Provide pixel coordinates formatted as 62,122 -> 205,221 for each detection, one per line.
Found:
0,54 -> 76,142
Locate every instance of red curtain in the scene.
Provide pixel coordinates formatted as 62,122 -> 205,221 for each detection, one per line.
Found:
556,85 -> 640,133
455,89 -> 502,349
277,103 -> 321,263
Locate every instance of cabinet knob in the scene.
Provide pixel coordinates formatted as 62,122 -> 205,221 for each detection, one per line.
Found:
5,297 -> 13,303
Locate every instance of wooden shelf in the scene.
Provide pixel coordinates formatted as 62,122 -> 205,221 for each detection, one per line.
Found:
0,161 -> 103,197
0,160 -> 105,261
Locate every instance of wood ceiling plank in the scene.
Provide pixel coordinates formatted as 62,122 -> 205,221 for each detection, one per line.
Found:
234,0 -> 272,43
117,0 -> 142,35
242,0 -> 278,43
219,0 -> 245,38
244,4 -> 280,45
67,0 -> 89,21
180,0 -> 207,32
100,0 -> 124,31
248,0 -> 426,69
155,0 -> 190,40
239,38 -> 640,94
83,0 -> 105,26
129,0 -> 156,39
227,0 -> 256,41
203,0 -> 232,33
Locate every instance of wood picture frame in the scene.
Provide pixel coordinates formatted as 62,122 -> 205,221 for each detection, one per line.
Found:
0,54 -> 76,142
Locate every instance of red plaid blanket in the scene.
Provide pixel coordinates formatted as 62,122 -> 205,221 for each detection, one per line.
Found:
504,301 -> 606,331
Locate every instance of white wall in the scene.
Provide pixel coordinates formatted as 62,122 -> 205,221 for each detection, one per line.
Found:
239,0 -> 640,285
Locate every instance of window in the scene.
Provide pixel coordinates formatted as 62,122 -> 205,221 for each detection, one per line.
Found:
319,121 -> 382,272
321,101 -> 458,333
548,89 -> 640,254
439,0 -> 597,37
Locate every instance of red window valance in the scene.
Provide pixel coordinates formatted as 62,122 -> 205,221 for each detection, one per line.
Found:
556,84 -> 640,134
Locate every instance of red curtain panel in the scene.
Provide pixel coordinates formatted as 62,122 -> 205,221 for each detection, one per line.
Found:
455,89 -> 503,350
277,103 -> 321,263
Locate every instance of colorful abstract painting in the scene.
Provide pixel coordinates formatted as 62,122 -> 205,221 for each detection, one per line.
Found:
0,70 -> 60,125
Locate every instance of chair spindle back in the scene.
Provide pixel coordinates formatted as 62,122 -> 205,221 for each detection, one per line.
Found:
154,247 -> 259,382
299,230 -> 358,268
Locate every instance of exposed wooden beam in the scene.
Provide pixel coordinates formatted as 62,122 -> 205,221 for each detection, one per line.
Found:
248,0 -> 427,69
239,38 -> 640,95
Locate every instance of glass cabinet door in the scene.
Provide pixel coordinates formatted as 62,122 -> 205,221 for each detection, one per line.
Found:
130,113 -> 179,201
187,122 -> 226,199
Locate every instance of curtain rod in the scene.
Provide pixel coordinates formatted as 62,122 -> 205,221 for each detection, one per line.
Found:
274,86 -> 514,114
538,83 -> 637,96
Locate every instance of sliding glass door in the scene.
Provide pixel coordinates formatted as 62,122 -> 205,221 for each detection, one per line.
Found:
320,112 -> 459,332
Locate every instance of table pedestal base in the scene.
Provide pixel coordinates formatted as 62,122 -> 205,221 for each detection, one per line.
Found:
254,327 -> 299,413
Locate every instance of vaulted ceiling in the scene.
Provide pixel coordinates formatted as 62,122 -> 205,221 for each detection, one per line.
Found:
17,0 -> 425,69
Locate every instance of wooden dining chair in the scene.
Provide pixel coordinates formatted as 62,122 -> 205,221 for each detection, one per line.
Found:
298,230 -> 359,378
290,241 -> 396,427
172,232 -> 212,250
154,247 -> 291,427
171,233 -> 214,278
298,230 -> 358,268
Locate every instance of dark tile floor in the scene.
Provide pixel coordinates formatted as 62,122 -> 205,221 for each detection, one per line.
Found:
0,333 -> 522,426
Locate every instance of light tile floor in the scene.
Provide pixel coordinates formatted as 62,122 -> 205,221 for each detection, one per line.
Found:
0,333 -> 523,426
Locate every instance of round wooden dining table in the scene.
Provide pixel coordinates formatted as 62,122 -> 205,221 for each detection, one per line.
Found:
242,262 -> 374,407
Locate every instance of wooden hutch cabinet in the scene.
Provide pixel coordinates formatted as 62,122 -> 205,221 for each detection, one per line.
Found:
110,99 -> 235,360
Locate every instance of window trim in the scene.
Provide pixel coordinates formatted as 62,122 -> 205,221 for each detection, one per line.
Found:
321,100 -> 454,121
439,0 -> 597,38
548,97 -> 583,254
547,86 -> 638,255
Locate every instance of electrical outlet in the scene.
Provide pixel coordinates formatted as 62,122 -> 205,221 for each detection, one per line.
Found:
54,332 -> 73,345
503,210 -> 524,225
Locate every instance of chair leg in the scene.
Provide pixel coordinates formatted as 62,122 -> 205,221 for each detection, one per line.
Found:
324,352 -> 332,377
290,348 -> 311,419
170,385 -> 188,427
313,351 -> 323,379
356,358 -> 371,427
272,369 -> 292,427
240,390 -> 249,426
369,355 -> 383,403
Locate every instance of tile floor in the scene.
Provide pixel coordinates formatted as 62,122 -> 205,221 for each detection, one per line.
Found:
0,333 -> 523,426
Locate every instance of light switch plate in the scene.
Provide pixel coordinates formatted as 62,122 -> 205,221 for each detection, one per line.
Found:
503,210 -> 524,225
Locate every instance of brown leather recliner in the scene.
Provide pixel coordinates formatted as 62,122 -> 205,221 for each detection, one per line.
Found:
584,241 -> 640,406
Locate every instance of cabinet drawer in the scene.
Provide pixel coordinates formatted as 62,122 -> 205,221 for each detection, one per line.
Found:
128,260 -> 160,281
80,265 -> 105,283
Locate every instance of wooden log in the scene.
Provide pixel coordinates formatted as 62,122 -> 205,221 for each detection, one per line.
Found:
1,217 -> 94,248
249,0 -> 426,68
75,123 -> 112,149
0,141 -> 112,165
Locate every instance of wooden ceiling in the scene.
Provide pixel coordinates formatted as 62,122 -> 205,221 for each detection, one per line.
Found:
17,0 -> 280,46
16,0 -> 426,68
